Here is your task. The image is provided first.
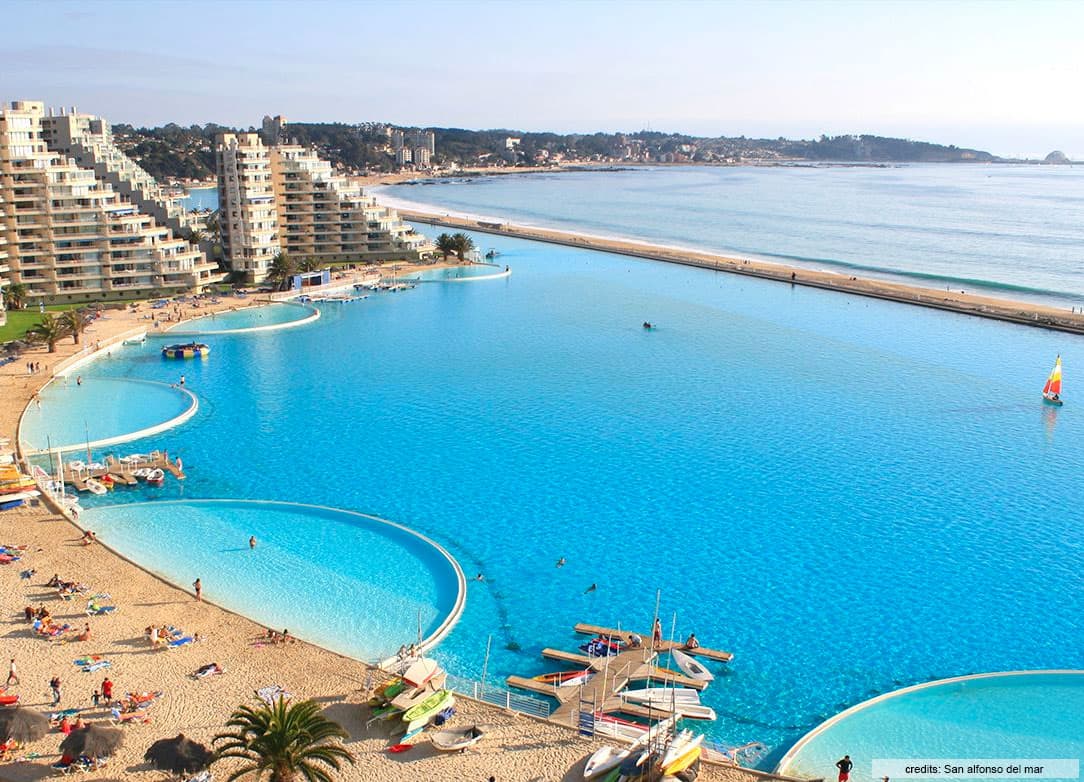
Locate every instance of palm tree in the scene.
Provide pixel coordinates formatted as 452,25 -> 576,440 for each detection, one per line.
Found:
450,232 -> 474,262
24,313 -> 71,353
213,698 -> 354,782
435,233 -> 456,261
298,257 -> 321,274
58,308 -> 91,345
2,282 -> 28,311
267,252 -> 297,291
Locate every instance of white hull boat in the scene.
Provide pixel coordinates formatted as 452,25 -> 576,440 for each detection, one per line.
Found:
672,649 -> 714,682
84,478 -> 107,496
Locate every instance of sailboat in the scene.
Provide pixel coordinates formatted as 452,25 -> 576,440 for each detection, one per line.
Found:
1042,355 -> 1064,406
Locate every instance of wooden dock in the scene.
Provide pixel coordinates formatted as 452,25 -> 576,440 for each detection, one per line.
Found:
63,450 -> 186,492
573,622 -> 733,663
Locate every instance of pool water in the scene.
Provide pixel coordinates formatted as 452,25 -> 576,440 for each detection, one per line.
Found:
777,672 -> 1084,782
41,227 -> 1084,761
168,302 -> 316,334
84,500 -> 463,660
20,375 -> 194,453
416,263 -> 508,281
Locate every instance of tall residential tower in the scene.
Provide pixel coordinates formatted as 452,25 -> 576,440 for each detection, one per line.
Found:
216,130 -> 430,283
0,101 -> 219,304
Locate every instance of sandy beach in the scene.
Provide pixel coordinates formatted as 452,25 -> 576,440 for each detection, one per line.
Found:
0,280 -> 769,781
394,209 -> 1084,335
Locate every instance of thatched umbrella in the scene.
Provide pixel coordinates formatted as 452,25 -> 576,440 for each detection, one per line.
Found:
0,707 -> 48,742
59,724 -> 124,759
144,733 -> 213,775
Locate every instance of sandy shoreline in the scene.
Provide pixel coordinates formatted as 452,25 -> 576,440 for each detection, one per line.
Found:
394,209 -> 1084,335
0,282 -> 768,780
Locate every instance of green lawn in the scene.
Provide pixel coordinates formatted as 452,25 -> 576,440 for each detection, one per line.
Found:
0,305 -> 80,344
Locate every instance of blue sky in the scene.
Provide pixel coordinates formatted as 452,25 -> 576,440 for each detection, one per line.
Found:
7,0 -> 1083,157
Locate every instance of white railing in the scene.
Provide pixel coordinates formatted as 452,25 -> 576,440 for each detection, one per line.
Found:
444,674 -> 552,719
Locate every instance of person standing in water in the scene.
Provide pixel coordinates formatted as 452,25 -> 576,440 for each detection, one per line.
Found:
836,755 -> 853,782
249,536 -> 256,550
193,578 -> 202,602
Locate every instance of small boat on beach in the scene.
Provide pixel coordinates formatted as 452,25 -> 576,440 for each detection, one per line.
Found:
671,648 -> 714,682
401,688 -> 454,735
583,716 -> 676,780
660,730 -> 705,776
430,724 -> 486,752
162,342 -> 211,359
1042,355 -> 1064,406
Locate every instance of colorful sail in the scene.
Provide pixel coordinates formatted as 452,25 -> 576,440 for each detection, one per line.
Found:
1042,356 -> 1062,397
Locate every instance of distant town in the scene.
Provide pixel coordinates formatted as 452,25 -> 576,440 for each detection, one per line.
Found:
111,115 -> 1076,186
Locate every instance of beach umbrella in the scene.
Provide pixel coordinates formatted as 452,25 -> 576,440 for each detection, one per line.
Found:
0,707 -> 48,742
144,733 -> 213,775
60,725 -> 124,759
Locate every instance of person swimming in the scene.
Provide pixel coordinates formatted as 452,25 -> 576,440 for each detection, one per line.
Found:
556,557 -> 566,568
584,583 -> 597,594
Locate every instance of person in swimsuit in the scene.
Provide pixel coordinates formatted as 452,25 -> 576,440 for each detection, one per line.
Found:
836,755 -> 853,782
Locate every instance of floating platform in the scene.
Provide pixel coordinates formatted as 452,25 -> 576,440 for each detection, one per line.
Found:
573,622 -> 733,662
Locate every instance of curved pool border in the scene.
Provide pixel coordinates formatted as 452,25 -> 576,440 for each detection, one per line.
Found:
85,498 -> 468,656
164,301 -> 320,336
418,262 -> 511,283
775,669 -> 1084,776
20,378 -> 199,456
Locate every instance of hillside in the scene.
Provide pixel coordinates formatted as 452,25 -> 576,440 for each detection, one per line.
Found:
111,121 -> 998,182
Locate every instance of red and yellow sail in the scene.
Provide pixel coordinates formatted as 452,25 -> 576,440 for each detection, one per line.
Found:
1043,355 -> 1062,397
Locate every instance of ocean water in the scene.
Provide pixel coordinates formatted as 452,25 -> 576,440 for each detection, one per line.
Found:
52,229 -> 1084,764
779,673 -> 1084,781
378,164 -> 1084,307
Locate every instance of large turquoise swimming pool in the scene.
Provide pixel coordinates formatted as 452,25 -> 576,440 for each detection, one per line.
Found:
33,226 -> 1084,763
777,672 -> 1084,782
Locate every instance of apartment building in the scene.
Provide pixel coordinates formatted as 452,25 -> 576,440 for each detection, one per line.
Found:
0,100 -> 218,304
216,133 -> 281,282
41,108 -> 193,239
217,132 -> 431,283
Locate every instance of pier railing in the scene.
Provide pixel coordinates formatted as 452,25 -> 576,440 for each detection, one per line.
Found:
445,674 -> 552,719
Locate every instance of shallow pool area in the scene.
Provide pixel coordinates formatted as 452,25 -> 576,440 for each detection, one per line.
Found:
20,376 -> 196,454
416,263 -> 510,282
166,302 -> 318,335
777,671 -> 1084,782
83,499 -> 465,660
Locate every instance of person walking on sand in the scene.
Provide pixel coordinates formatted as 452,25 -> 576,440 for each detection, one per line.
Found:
101,677 -> 113,702
836,755 -> 853,782
6,658 -> 17,686
193,578 -> 202,602
49,676 -> 61,705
